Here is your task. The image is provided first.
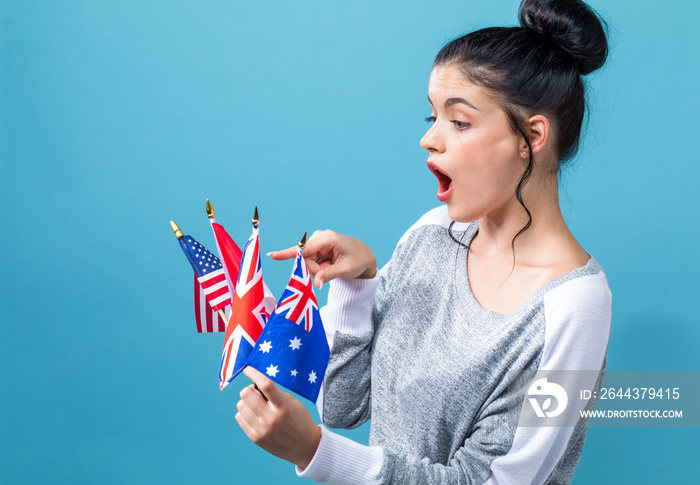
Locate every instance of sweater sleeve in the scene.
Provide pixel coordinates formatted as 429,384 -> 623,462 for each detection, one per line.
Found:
295,269 -> 388,484
299,268 -> 611,485
316,264 -> 386,429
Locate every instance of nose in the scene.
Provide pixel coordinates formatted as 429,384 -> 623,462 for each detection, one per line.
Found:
420,121 -> 444,153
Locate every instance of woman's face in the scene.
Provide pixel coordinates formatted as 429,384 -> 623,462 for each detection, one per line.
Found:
421,64 -> 526,223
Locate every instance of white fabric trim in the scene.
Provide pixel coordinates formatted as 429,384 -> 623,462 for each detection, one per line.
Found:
296,426 -> 384,484
321,273 -> 382,339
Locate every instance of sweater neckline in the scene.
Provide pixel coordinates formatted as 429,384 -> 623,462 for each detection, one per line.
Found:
452,221 -> 600,320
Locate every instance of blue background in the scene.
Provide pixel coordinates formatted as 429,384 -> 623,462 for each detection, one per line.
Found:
1,1 -> 698,483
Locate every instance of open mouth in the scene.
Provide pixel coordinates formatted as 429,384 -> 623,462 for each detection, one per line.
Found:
427,161 -> 453,201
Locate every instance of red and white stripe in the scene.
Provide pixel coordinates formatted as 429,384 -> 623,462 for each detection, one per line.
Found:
194,275 -> 229,333
198,268 -> 231,312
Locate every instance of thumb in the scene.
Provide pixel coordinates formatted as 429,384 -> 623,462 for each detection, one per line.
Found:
243,366 -> 285,404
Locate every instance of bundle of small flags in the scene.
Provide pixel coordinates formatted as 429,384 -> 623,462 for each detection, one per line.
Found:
246,237 -> 329,402
170,202 -> 329,403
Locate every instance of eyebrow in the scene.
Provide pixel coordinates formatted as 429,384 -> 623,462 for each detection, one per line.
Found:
428,95 -> 480,111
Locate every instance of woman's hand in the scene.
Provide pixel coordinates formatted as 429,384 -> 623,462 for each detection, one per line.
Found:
268,230 -> 377,289
236,366 -> 321,469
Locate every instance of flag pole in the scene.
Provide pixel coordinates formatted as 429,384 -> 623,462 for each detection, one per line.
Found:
299,231 -> 308,250
171,219 -> 228,324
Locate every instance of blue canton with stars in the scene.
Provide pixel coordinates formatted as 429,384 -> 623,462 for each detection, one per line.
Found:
178,236 -> 224,278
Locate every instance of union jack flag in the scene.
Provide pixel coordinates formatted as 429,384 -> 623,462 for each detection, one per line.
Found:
219,226 -> 274,390
274,251 -> 318,332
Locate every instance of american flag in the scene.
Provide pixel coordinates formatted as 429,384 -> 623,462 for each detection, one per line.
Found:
246,247 -> 330,402
177,235 -> 233,332
219,226 -> 273,390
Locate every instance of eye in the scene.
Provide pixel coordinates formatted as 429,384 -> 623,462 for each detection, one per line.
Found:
425,115 -> 436,123
451,120 -> 471,130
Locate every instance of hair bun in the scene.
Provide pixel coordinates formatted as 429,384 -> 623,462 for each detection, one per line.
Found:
519,0 -> 608,75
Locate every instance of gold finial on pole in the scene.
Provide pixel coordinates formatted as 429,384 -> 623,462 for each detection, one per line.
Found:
206,199 -> 215,219
252,206 -> 259,228
170,220 -> 184,238
298,231 -> 308,250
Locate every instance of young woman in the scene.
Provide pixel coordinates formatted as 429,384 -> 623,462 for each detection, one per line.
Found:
235,0 -> 612,483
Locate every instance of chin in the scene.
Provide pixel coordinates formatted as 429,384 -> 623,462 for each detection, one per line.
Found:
445,204 -> 480,224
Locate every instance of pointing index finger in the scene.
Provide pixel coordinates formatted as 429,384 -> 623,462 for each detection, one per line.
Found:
267,246 -> 298,260
268,240 -> 324,261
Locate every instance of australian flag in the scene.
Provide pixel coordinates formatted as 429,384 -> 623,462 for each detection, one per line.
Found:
246,247 -> 330,403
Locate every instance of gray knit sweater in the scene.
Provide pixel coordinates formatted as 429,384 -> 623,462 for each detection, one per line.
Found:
297,207 -> 612,485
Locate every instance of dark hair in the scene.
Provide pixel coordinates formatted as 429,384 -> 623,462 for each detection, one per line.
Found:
436,0 -> 608,253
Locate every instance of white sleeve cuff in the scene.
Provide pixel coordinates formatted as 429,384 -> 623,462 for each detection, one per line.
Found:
296,425 -> 384,484
322,274 -> 380,337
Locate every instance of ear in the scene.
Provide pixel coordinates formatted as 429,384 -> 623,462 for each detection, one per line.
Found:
519,115 -> 551,157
